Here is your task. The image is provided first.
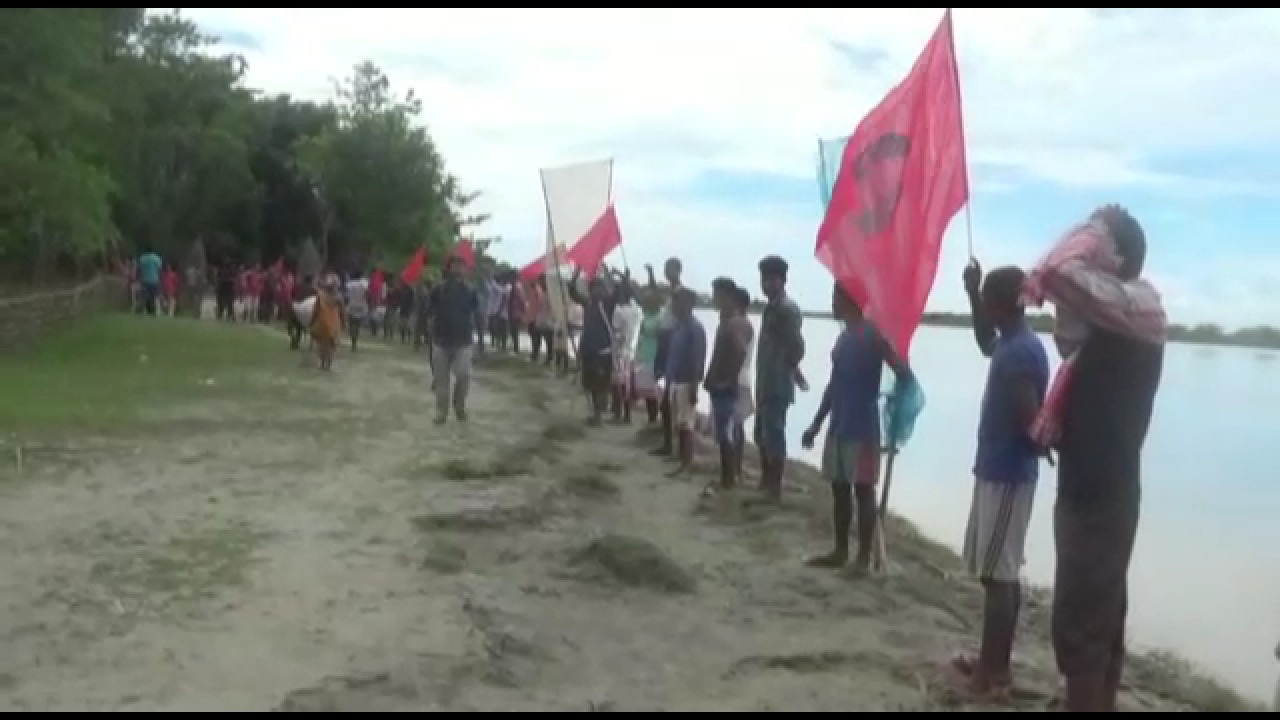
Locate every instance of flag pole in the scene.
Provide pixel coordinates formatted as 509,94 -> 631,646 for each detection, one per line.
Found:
539,171 -> 584,410
946,7 -> 976,260
609,158 -> 630,275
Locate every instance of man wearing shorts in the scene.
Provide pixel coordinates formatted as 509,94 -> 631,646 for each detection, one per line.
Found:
664,287 -> 706,478
948,263 -> 1049,698
802,283 -> 910,573
755,255 -> 806,500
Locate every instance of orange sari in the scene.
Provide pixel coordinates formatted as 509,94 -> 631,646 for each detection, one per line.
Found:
311,291 -> 341,348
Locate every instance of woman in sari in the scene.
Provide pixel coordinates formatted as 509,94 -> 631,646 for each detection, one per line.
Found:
311,279 -> 343,371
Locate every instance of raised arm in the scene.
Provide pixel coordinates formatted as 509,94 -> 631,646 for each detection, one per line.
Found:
1041,259 -> 1166,341
964,260 -> 997,357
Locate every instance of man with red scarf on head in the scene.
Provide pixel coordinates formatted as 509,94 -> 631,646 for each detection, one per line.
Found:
1024,205 -> 1166,713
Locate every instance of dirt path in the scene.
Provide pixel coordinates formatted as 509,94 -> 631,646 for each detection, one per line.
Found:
0,339 -> 1222,711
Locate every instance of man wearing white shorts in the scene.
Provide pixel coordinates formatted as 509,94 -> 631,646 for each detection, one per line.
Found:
951,264 -> 1050,699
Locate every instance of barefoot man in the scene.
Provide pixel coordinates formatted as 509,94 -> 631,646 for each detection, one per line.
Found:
647,258 -> 684,458
755,255 -> 806,499
1026,205 -> 1165,712
704,278 -> 753,494
947,263 -> 1049,698
802,283 -> 910,572
664,287 -> 706,478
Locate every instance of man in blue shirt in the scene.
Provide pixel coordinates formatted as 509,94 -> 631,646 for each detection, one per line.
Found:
136,247 -> 163,316
802,282 -> 911,574
948,262 -> 1049,700
663,287 -> 706,478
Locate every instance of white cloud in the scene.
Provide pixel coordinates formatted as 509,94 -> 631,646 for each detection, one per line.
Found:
182,8 -> 1280,324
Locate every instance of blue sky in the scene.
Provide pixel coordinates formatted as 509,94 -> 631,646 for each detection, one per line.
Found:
184,8 -> 1280,328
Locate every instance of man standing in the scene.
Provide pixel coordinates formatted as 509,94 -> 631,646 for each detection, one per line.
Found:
754,255 -> 806,500
1027,205 -> 1165,712
647,257 -> 684,458
664,287 -> 706,478
704,278 -> 753,493
802,283 -> 911,573
947,262 -> 1049,698
345,270 -> 370,352
568,268 -> 624,426
136,246 -> 163,316
429,256 -> 478,424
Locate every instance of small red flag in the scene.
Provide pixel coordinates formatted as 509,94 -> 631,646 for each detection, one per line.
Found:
401,247 -> 426,285
815,9 -> 969,360
565,205 -> 622,278
456,237 -> 476,269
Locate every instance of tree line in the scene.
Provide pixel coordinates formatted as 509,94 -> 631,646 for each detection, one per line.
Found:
690,294 -> 1279,350
0,9 -> 492,288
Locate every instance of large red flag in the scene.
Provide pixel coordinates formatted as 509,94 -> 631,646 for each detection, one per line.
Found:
520,254 -> 547,283
565,205 -> 622,278
815,9 -> 969,360
401,247 -> 426,284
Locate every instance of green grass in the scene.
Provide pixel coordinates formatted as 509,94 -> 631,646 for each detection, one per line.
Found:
0,314 -> 290,435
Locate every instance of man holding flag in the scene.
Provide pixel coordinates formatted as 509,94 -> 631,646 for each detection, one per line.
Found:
813,8 -> 966,576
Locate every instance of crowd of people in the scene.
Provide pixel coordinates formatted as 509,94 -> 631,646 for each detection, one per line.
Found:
120,203 -> 1170,713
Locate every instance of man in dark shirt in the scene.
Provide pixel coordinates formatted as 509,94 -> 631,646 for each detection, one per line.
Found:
1045,206 -> 1165,712
755,255 -> 806,500
704,278 -> 754,492
569,267 -> 628,426
428,256 -> 478,424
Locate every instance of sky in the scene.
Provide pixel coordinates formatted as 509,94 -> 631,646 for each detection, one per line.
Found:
181,8 -> 1280,328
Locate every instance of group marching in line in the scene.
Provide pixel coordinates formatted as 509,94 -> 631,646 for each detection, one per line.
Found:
122,204 -> 1176,713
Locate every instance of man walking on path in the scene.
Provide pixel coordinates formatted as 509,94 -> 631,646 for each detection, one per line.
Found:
429,256 -> 478,424
946,262 -> 1049,699
754,255 -> 806,500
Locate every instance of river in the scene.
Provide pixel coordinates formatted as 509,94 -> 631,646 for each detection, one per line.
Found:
691,308 -> 1279,701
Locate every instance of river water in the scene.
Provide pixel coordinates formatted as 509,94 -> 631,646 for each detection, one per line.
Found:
690,308 -> 1278,701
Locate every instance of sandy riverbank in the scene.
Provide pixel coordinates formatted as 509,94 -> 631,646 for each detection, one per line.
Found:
0,326 -> 1255,711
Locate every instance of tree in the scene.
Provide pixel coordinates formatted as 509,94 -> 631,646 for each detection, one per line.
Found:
0,11 -> 493,289
297,61 -> 455,272
107,12 -> 257,265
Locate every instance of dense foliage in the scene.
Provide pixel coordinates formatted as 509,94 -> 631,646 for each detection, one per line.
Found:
0,9 -> 492,285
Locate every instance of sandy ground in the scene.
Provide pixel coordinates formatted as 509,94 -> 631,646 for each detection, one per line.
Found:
0,335 -> 1238,712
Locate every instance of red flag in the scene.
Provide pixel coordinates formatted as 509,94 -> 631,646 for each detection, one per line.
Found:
401,247 -> 426,284
815,9 -> 969,360
565,205 -> 622,278
520,254 -> 547,283
456,237 -> 476,269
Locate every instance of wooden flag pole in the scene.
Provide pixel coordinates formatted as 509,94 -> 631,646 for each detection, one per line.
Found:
871,449 -> 898,574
